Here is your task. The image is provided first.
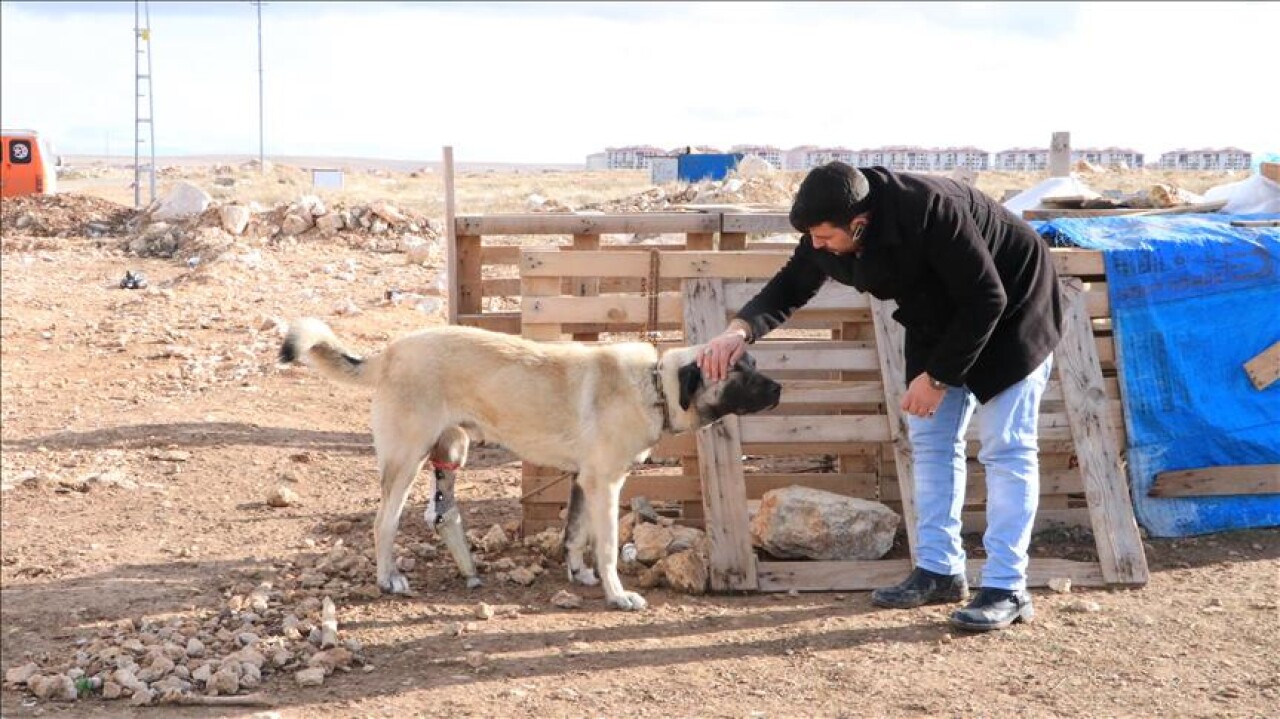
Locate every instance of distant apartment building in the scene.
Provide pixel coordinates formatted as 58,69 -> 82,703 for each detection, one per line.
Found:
994,148 -> 1050,171
792,146 -> 858,169
1157,148 -> 1252,171
784,145 -> 817,170
854,146 -> 991,172
604,145 -> 668,170
1074,147 -> 1144,169
585,152 -> 608,170
730,144 -> 784,169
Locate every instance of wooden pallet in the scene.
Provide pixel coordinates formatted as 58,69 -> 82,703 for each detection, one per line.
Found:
691,276 -> 1148,590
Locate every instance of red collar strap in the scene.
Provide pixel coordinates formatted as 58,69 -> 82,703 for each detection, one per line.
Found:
430,460 -> 461,471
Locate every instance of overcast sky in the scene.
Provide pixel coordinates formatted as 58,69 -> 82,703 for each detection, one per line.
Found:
2,1 -> 1274,165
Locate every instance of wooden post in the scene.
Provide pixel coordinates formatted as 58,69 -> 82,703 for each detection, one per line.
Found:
870,298 -> 920,565
1057,278 -> 1149,586
1049,131 -> 1071,177
570,233 -> 601,341
443,146 -> 459,324
684,278 -> 758,591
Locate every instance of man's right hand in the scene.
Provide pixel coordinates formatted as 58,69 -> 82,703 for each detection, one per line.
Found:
697,324 -> 749,382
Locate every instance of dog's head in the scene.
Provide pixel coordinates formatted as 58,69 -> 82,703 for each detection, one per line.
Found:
676,352 -> 782,426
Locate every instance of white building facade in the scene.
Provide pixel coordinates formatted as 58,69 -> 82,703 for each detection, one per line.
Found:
604,145 -> 667,170
1157,148 -> 1252,170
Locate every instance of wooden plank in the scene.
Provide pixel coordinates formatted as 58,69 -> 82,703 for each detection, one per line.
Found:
723,214 -> 796,234
481,244 -> 524,265
725,281 -> 869,312
748,342 -> 880,372
1057,278 -> 1149,586
1261,162 -> 1280,183
519,294 -> 679,324
1243,340 -> 1280,391
443,146 -> 459,323
1051,249 -> 1105,277
525,473 -> 880,503
695,416 -> 758,592
569,233 -> 601,342
481,277 -> 521,297
521,276 -> 563,342
684,278 -> 757,592
1149,464 -> 1280,497
1230,219 -> 1280,228
456,235 -> 483,315
458,213 -> 719,236
720,231 -> 747,251
686,232 -> 715,251
869,297 -> 919,564
457,312 -> 520,334
1022,199 -> 1227,221
757,557 -> 1106,592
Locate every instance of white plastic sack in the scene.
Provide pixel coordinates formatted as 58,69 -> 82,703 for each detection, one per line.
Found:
1002,175 -> 1101,215
1203,173 -> 1280,214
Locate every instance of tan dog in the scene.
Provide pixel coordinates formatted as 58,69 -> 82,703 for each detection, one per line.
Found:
280,319 -> 780,610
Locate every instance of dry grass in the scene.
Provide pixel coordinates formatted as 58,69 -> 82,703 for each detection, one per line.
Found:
57,157 -> 1248,219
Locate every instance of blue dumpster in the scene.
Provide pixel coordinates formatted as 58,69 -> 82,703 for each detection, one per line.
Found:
677,153 -> 743,182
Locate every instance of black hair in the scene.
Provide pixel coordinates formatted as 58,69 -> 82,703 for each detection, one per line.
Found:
788,161 -> 871,233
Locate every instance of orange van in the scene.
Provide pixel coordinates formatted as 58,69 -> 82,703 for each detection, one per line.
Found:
1,129 -> 58,197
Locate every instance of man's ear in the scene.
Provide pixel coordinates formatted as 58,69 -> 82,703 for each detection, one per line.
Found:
677,362 -> 703,410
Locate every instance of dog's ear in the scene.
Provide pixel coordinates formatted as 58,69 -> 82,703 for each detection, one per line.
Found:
737,352 -> 757,370
677,362 -> 703,410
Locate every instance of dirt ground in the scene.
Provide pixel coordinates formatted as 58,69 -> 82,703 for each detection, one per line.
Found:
2,162 -> 1277,718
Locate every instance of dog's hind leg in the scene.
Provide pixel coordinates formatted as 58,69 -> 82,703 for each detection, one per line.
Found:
563,477 -> 599,586
374,448 -> 424,594
582,469 -> 646,611
427,427 -> 481,589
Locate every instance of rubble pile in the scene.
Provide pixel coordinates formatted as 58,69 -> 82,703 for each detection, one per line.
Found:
580,174 -> 799,214
0,193 -> 139,239
3,555 -> 372,706
121,191 -> 443,262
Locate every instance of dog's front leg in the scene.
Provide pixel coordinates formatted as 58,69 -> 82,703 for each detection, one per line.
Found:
583,470 -> 646,611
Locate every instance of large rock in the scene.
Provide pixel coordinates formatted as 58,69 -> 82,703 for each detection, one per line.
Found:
219,205 -> 251,235
662,550 -> 708,594
632,522 -> 675,565
750,486 -> 899,560
153,181 -> 212,220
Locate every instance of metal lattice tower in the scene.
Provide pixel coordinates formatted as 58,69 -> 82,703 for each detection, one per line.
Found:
134,0 -> 156,208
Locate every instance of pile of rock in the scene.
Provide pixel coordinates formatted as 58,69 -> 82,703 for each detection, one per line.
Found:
123,182 -> 443,263
0,193 -> 138,239
614,497 -> 712,594
4,578 -> 366,706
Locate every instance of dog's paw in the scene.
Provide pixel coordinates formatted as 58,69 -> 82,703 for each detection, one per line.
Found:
606,591 -> 648,612
378,573 -> 412,595
465,576 -> 483,589
571,567 -> 599,586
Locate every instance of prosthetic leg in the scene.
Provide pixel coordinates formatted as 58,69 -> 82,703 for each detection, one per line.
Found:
425,426 -> 482,589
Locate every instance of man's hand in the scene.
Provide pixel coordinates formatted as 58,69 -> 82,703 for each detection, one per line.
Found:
902,372 -> 947,418
697,323 -> 749,382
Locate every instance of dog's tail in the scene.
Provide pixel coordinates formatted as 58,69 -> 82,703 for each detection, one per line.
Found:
279,317 -> 379,387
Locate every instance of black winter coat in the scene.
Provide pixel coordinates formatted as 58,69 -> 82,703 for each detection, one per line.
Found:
736,167 -> 1064,403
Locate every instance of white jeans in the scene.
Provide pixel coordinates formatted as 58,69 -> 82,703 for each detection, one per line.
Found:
905,355 -> 1053,591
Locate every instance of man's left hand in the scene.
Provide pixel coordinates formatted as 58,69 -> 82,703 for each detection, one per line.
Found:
902,373 -> 947,418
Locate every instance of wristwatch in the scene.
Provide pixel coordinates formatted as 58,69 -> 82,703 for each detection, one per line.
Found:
926,374 -> 947,390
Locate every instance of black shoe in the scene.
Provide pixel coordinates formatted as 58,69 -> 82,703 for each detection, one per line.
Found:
871,567 -> 969,609
949,587 -> 1034,632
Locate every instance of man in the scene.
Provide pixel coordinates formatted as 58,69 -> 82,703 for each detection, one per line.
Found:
698,162 -> 1063,632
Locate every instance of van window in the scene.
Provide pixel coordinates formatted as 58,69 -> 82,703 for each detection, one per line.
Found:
9,139 -> 33,164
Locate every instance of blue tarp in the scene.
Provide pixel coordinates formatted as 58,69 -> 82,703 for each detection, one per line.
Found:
1037,213 -> 1280,537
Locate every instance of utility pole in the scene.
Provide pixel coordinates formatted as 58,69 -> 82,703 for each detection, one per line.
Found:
133,0 -> 156,207
253,1 -> 266,173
